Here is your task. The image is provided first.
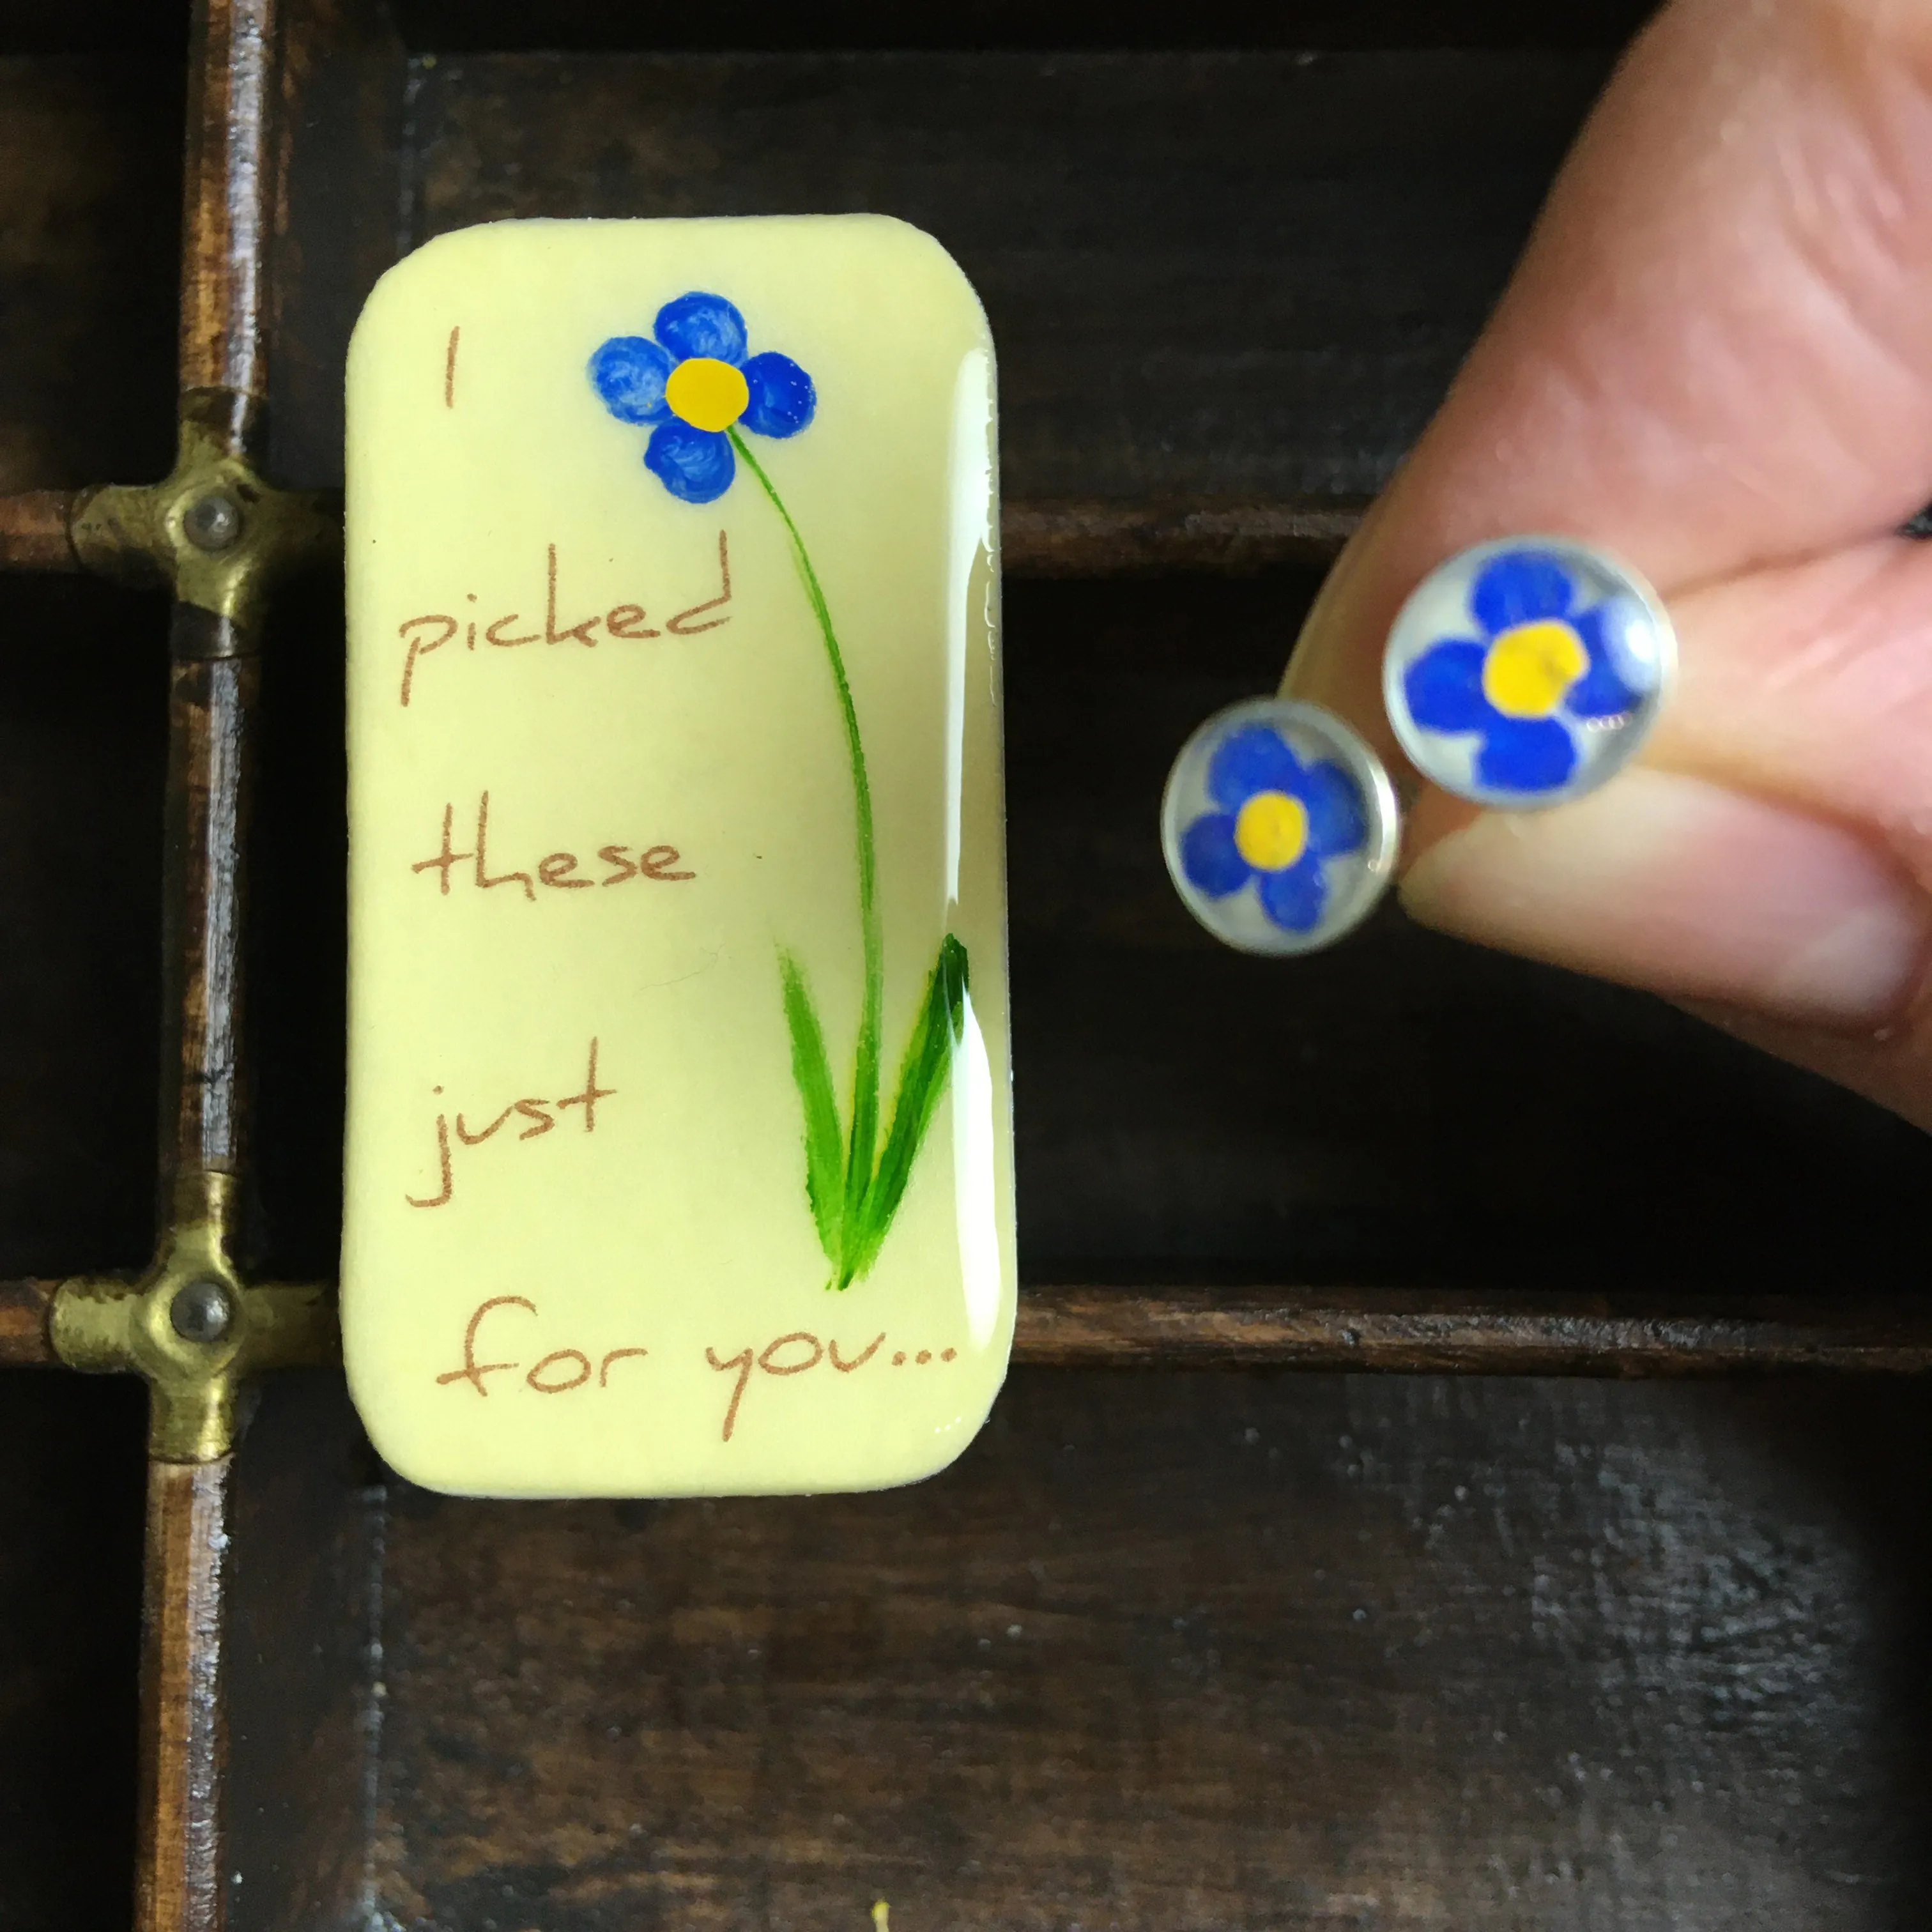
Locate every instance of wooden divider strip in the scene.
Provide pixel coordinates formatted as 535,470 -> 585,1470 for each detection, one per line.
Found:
132,3 -> 283,1928
0,1281 -> 57,1363
0,493 -> 79,572
134,1458 -> 233,1932
1013,1285 -> 1932,1374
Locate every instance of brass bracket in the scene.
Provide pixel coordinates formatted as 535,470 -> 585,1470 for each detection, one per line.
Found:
70,397 -> 339,632
48,394 -> 344,1453
50,1174 -> 338,1462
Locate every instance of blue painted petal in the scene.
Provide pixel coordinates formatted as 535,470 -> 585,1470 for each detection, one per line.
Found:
1469,549 -> 1574,634
1257,853 -> 1328,932
1300,760 -> 1368,859
1206,724 -> 1304,811
739,352 -> 816,438
645,421 -> 735,504
1563,606 -> 1640,719
1404,640 -> 1491,733
589,335 -> 674,424
654,292 -> 749,365
1180,814 -> 1250,898
1476,717 -> 1577,792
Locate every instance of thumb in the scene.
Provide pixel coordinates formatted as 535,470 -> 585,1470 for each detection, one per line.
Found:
1284,0 -> 1932,1128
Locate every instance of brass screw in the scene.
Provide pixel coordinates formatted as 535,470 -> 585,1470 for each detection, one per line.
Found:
169,1277 -> 234,1344
182,492 -> 242,552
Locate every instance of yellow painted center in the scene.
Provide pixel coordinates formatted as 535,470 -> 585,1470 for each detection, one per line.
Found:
1234,790 -> 1309,871
665,356 -> 749,433
1481,619 -> 1590,719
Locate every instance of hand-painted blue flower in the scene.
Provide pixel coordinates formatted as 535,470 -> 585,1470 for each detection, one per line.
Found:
1179,724 -> 1368,932
1402,548 -> 1642,793
589,292 -> 815,505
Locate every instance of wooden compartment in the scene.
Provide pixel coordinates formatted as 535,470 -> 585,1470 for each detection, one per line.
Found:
5,2 -> 1932,1926
254,8 -> 1932,1328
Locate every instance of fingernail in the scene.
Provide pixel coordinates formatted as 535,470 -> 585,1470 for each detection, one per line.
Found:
1400,769 -> 1929,1028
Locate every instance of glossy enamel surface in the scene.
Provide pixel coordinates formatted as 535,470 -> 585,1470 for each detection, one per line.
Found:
343,217 -> 1013,1498
1383,537 -> 1674,810
1162,697 -> 1398,955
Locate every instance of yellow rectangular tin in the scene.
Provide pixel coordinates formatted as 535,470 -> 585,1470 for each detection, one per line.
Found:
341,216 -> 1012,1496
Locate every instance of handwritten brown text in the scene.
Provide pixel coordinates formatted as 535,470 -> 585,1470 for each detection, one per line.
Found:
411,793 -> 694,901
705,1330 -> 959,1442
433,1301 -> 962,1445
398,533 -> 732,706
436,1295 -> 649,1397
407,1038 -> 615,1210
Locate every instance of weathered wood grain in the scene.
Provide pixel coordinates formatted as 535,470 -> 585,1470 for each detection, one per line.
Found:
371,1369 -> 1932,1929
139,11 -> 287,1932
160,651 -> 259,1209
137,1456 -> 233,1932
0,490 -> 1357,582
1002,498 -> 1363,576
180,0 -> 274,411
0,490 -> 1362,582
267,49 -> 1614,498
1015,1285 -> 1932,1374
408,49 -> 1603,505
0,1279 -> 58,1363
0,493 -> 79,571
38,1278 -> 1932,1380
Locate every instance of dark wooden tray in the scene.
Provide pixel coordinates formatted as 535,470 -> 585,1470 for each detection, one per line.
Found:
3,2 -> 1930,1926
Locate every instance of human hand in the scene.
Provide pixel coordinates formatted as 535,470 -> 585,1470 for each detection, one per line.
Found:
1284,0 -> 1932,1130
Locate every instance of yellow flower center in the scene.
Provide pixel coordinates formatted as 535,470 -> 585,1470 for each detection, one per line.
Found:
1481,618 -> 1590,719
1234,790 -> 1309,871
664,356 -> 749,433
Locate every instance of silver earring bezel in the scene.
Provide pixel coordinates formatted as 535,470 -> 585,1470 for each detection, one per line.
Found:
1381,534 -> 1677,812
1160,696 -> 1401,958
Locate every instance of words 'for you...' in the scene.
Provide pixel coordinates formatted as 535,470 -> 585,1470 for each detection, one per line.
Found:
439,1295 -> 963,1442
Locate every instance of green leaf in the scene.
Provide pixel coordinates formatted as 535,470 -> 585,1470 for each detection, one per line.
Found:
778,949 -> 846,1269
840,993 -> 882,1269
841,934 -> 970,1285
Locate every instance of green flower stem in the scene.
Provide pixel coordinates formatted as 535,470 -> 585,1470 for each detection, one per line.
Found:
729,427 -> 884,1246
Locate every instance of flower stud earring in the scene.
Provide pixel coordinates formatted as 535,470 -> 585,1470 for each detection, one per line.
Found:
1381,537 -> 1674,809
1162,698 -> 1400,955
